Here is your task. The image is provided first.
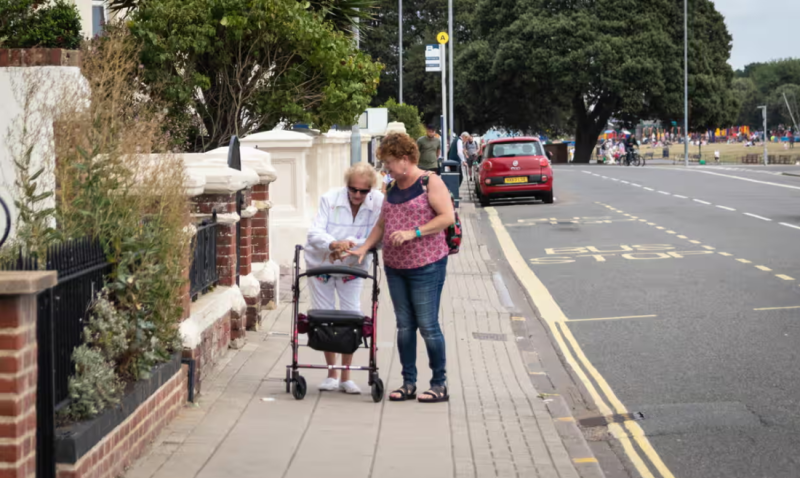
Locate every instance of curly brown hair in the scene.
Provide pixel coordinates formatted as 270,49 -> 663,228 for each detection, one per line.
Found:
377,132 -> 420,164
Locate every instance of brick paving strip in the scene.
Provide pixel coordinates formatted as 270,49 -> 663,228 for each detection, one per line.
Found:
126,200 -> 604,478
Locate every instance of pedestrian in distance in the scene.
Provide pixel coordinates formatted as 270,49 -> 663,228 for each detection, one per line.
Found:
448,132 -> 469,186
306,162 -> 385,395
417,124 -> 442,174
347,132 -> 454,404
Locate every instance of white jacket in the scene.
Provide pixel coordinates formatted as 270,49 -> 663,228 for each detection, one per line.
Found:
305,187 -> 384,270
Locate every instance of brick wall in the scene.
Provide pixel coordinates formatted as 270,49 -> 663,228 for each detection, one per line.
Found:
0,294 -> 39,478
0,48 -> 80,67
251,183 -> 270,262
55,368 -> 188,478
182,309 -> 231,394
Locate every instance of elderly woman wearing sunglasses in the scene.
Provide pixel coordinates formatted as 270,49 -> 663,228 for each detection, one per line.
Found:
305,162 -> 384,394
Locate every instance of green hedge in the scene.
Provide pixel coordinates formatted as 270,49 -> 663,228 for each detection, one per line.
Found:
0,0 -> 82,49
382,98 -> 426,139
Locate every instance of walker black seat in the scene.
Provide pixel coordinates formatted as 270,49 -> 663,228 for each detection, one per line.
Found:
307,309 -> 365,326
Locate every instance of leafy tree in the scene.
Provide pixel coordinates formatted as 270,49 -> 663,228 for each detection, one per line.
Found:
0,0 -> 82,49
767,84 -> 800,130
130,0 -> 382,151
732,77 -> 762,128
462,0 -> 736,162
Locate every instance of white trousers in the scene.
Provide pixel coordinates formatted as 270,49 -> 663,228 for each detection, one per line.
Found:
308,276 -> 364,313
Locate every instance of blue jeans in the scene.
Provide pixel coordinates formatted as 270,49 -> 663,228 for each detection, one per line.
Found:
385,256 -> 448,388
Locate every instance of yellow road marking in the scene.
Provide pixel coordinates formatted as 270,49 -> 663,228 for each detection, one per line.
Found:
689,240 -> 701,244
702,245 -> 716,250
647,222 -> 656,226
755,265 -> 772,272
677,235 -> 688,239
666,230 -> 677,234
528,371 -> 547,375
718,252 -> 733,256
511,316 -> 526,321
776,274 -> 795,281
639,219 -> 647,222
568,315 -> 657,323
624,214 -> 632,217
573,457 -> 598,464
557,417 -> 575,422
656,226 -> 665,230
737,258 -> 752,264
754,306 -> 800,311
486,207 -> 673,478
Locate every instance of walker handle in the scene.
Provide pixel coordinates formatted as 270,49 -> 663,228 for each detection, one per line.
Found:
302,266 -> 373,280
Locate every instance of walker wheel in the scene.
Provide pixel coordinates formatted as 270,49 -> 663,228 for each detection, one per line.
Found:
371,377 -> 384,403
292,375 -> 307,400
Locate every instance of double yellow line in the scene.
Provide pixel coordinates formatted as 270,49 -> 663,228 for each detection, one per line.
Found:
486,207 -> 675,478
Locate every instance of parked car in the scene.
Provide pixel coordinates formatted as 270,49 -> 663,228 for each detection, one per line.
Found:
475,137 -> 553,206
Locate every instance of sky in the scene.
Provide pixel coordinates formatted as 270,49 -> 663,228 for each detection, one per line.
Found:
714,0 -> 800,71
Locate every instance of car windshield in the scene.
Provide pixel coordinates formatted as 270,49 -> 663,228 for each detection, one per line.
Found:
488,141 -> 544,158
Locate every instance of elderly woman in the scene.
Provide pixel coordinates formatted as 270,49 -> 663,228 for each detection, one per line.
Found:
306,162 -> 384,394
348,133 -> 454,403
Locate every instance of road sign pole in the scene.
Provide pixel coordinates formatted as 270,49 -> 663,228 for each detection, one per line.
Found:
442,45 -> 448,157
447,0 -> 453,139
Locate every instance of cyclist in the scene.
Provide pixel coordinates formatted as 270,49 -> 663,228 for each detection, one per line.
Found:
625,134 -> 638,165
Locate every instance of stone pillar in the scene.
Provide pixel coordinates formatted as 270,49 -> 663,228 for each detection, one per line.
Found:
360,132 -> 372,164
0,271 -> 57,478
241,130 -> 313,267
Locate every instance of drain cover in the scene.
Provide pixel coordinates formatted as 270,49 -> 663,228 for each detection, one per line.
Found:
578,412 -> 645,428
472,332 -> 507,341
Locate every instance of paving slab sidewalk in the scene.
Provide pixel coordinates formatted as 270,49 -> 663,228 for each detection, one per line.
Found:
125,199 -> 604,478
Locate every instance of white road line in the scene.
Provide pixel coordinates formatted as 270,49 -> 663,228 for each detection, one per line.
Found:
716,205 -> 736,211
694,199 -> 711,205
673,195 -> 688,199
688,170 -> 800,191
702,245 -> 716,250
776,274 -> 795,281
658,191 -> 671,195
780,222 -> 800,230
755,265 -> 772,271
611,178 -> 620,181
744,213 -> 772,222
631,183 -> 642,187
621,181 -> 630,184
643,187 -> 655,191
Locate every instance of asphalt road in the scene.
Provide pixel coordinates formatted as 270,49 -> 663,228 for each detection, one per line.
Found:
479,164 -> 800,478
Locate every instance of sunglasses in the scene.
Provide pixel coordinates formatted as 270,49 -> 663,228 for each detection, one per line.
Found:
348,186 -> 371,195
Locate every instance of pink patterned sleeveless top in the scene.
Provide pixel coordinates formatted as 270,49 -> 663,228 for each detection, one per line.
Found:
382,174 -> 449,269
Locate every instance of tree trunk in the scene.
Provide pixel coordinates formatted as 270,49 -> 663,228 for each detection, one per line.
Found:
571,96 -> 613,163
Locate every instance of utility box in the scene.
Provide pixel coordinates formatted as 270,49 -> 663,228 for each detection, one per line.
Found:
441,159 -> 461,208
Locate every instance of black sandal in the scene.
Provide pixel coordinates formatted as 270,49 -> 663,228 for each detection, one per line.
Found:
418,385 -> 449,403
389,384 -> 416,402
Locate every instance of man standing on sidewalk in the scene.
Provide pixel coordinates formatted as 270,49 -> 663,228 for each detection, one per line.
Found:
417,124 -> 442,174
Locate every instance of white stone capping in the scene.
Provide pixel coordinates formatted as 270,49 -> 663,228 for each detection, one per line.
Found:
183,153 -> 260,194
251,261 -> 279,286
240,205 -> 258,219
189,212 -> 240,224
206,146 -> 278,184
239,274 -> 261,298
253,200 -> 272,211
241,130 -> 314,149
185,172 -> 207,197
180,286 -> 246,349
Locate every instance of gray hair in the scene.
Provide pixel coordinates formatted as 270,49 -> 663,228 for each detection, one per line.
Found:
344,162 -> 378,188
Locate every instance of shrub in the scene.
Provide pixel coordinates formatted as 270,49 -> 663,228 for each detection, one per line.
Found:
6,26 -> 190,422
0,0 -> 82,49
382,98 -> 426,139
61,345 -> 123,422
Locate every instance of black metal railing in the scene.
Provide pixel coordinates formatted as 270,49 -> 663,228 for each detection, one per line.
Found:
190,211 -> 219,300
2,237 -> 111,478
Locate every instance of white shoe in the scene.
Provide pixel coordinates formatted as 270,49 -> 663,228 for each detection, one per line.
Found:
319,377 -> 339,391
339,380 -> 361,394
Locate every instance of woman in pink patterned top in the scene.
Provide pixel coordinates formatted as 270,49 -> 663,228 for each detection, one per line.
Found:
348,133 -> 455,403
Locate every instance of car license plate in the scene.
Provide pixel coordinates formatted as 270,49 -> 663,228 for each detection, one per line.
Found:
504,177 -> 527,184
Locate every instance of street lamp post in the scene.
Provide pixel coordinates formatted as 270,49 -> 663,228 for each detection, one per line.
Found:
683,0 -> 689,167
399,0 -> 403,104
758,105 -> 768,166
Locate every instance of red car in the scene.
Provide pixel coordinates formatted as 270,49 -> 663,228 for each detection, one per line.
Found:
474,137 -> 554,206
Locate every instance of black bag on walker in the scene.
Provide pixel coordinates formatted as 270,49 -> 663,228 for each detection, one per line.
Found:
306,309 -> 365,354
